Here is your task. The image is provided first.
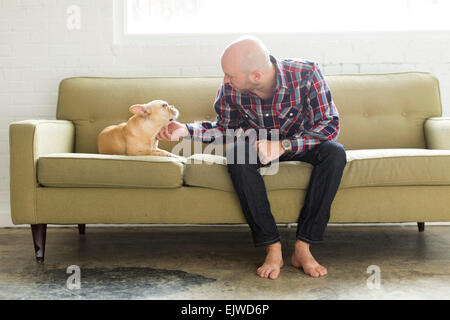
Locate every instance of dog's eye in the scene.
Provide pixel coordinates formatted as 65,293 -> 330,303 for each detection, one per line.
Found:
163,104 -> 168,108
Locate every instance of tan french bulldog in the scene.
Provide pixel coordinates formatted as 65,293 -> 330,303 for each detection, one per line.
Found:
98,100 -> 182,158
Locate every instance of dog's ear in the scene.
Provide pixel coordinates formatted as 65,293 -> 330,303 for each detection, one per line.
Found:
129,104 -> 151,116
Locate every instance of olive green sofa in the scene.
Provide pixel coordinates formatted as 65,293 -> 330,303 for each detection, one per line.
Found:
9,72 -> 450,262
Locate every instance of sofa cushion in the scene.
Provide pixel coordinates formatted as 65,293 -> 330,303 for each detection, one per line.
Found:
344,148 -> 450,188
183,154 -> 312,192
183,149 -> 450,192
37,153 -> 186,188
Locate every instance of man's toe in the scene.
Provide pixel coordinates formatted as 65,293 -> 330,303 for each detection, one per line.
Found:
257,268 -> 264,277
309,268 -> 320,277
269,269 -> 279,280
318,266 -> 328,276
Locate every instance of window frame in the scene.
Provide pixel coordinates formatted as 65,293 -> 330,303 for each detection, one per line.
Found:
114,0 -> 450,45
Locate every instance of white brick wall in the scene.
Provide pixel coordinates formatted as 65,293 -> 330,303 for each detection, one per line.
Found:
1,0 -> 450,226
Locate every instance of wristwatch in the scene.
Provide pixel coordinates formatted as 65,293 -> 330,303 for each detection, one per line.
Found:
281,139 -> 292,153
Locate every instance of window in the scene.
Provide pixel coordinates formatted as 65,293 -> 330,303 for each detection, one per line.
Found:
122,0 -> 450,34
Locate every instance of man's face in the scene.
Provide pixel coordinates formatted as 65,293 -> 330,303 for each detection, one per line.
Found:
222,62 -> 254,93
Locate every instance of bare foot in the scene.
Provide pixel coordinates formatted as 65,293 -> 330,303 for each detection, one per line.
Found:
291,240 -> 327,278
256,242 -> 284,280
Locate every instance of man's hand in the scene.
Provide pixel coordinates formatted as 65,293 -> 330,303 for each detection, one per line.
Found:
156,121 -> 189,141
254,140 -> 285,165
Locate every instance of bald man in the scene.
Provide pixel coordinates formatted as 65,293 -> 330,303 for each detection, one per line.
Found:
157,36 -> 346,279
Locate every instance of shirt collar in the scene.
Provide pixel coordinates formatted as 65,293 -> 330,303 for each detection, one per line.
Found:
270,54 -> 289,91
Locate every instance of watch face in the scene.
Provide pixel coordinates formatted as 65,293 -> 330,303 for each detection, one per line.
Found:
282,139 -> 291,150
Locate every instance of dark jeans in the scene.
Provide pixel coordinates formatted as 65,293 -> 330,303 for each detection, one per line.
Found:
226,139 -> 347,247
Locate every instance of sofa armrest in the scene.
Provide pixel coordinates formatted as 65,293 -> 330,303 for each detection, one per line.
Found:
424,117 -> 450,150
9,120 -> 75,224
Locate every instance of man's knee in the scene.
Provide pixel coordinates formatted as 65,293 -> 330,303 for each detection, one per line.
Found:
321,141 -> 347,168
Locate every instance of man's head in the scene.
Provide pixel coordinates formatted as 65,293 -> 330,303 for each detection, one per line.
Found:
221,35 -> 273,93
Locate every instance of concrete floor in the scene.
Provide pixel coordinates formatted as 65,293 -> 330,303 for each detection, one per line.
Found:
0,225 -> 449,300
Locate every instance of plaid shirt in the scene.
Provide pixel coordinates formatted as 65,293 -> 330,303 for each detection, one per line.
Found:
186,55 -> 340,157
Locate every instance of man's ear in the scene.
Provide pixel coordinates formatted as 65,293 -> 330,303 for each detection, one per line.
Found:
129,104 -> 151,116
250,70 -> 262,82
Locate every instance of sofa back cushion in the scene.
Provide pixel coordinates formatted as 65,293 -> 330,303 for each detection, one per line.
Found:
328,72 -> 441,150
57,72 -> 442,154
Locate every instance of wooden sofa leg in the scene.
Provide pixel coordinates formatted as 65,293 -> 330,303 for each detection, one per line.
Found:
31,224 -> 47,263
418,222 -> 425,232
78,224 -> 86,235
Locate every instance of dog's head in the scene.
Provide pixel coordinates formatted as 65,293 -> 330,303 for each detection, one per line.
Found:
129,100 -> 179,125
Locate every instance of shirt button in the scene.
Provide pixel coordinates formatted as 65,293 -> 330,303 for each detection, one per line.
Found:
245,114 -> 249,117
265,113 -> 269,117
289,112 -> 293,116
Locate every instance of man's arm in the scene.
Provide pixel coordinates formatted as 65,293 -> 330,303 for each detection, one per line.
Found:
185,83 -> 244,144
287,62 -> 340,156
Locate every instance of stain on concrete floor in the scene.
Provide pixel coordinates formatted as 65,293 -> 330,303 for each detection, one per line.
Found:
0,265 -> 215,299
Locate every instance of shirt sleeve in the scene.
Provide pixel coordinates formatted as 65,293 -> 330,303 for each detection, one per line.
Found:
185,83 -> 244,144
287,62 -> 340,156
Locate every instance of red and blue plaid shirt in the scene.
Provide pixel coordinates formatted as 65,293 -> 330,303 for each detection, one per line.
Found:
186,55 -> 340,157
